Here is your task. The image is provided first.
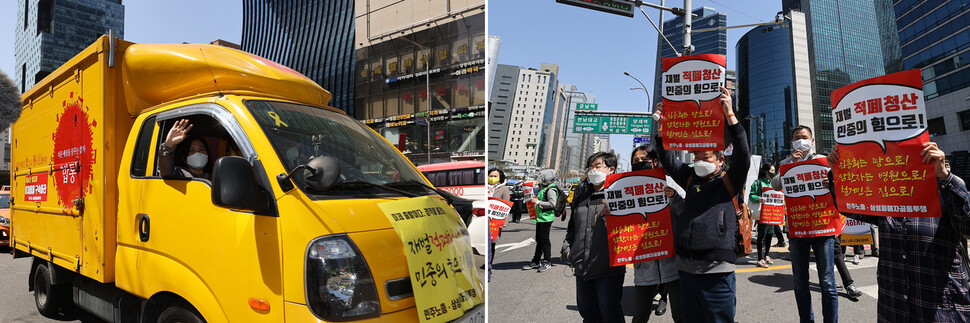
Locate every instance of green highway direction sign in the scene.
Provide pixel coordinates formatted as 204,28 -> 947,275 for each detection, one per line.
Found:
576,103 -> 598,110
573,115 -> 652,134
556,0 -> 636,17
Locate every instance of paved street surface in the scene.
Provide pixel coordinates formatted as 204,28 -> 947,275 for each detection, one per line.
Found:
0,247 -> 484,322
487,210 -> 879,322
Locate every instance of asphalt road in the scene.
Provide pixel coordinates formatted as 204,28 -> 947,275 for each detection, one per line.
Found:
0,247 -> 485,322
487,210 -> 880,322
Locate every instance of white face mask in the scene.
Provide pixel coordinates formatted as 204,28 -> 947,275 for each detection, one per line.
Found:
187,152 -> 208,169
587,169 -> 608,186
792,139 -> 813,153
693,160 -> 718,177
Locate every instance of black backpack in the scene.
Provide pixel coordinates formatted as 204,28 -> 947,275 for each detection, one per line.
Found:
541,183 -> 568,219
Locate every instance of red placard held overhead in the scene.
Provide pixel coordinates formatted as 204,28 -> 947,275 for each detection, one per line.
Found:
487,198 -> 513,241
601,168 -> 675,266
759,190 -> 786,225
830,69 -> 940,217
780,158 -> 845,238
661,54 -> 727,150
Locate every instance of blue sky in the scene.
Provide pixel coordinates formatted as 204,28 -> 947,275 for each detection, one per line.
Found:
489,0 -> 784,169
0,1 -> 242,79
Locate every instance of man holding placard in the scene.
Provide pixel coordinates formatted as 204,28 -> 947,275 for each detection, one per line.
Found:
654,84 -> 749,322
825,69 -> 970,321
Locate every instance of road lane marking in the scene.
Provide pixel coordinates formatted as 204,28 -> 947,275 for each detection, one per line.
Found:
497,238 -> 535,253
737,264 -> 792,273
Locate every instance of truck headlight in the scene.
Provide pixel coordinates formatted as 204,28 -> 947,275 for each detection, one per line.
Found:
0,216 -> 8,226
306,235 -> 380,321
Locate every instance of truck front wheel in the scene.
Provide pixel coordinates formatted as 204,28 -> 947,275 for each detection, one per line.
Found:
158,305 -> 204,323
33,262 -> 70,317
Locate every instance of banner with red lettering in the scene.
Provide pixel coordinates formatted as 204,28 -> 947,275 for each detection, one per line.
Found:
759,190 -> 786,225
780,158 -> 845,238
830,69 -> 940,217
601,168 -> 675,266
841,218 -> 874,245
661,54 -> 727,150
487,198 -> 513,241
526,201 -> 537,221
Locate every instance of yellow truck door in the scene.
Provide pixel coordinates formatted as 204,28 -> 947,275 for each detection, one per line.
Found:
123,103 -> 284,322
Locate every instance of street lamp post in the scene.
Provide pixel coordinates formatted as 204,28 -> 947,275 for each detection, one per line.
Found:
623,72 -> 652,113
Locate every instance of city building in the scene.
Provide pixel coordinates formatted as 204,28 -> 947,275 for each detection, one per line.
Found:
652,7 -> 727,107
210,39 -> 240,50
502,67 -> 554,166
537,63 -> 566,170
15,0 -> 124,93
783,0 -> 902,152
736,10 -> 815,165
558,84 -> 597,176
488,64 -> 519,161
894,0 -> 970,166
241,0 -> 355,114
355,0 -> 486,165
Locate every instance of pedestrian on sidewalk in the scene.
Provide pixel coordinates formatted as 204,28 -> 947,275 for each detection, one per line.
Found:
654,86 -> 750,322
827,143 -> 970,321
630,146 -> 683,323
562,152 -> 625,323
523,169 -> 559,273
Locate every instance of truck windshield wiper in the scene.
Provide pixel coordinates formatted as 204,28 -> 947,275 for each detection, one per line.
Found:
331,180 -> 419,198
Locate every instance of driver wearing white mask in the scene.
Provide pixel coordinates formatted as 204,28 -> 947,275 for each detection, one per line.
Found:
158,119 -> 212,180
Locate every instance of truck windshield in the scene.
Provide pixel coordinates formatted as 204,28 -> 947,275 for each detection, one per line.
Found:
246,100 -> 436,199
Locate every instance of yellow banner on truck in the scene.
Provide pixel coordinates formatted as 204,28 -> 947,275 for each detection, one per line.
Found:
378,196 -> 484,323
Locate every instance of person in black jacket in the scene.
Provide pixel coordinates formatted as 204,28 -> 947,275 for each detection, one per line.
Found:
653,86 -> 749,322
561,151 -> 626,323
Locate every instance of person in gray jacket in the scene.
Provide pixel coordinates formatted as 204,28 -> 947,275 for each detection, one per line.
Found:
630,146 -> 684,323
561,152 -> 626,323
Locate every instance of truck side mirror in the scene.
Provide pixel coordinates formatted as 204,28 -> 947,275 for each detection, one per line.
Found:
212,156 -> 267,212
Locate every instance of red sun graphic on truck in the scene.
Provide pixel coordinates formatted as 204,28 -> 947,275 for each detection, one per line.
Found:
51,93 -> 96,210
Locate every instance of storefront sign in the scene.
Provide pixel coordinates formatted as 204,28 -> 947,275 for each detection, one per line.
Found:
830,69 -> 940,217
602,168 -> 675,266
780,158 -> 845,238
661,54 -> 727,150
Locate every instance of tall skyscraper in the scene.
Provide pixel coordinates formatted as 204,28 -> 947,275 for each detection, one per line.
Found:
355,1 -> 486,165
241,0 -> 355,114
894,0 -> 970,158
537,63 -> 564,170
558,84 -> 596,175
488,64 -> 520,161
736,11 -> 815,165
783,0 -> 902,152
15,0 -> 124,93
652,7 -> 727,107
502,67 -> 554,166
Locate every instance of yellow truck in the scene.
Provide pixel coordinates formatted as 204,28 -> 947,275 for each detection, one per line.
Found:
10,34 -> 483,323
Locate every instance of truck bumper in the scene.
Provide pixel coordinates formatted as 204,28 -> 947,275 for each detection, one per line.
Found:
282,301 -> 484,322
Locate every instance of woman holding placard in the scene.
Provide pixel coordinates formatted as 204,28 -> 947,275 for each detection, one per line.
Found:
750,163 -> 779,268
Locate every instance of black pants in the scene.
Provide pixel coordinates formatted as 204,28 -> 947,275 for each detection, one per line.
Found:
511,200 -> 523,222
756,222 -> 775,261
532,221 -> 552,263
833,236 -> 854,286
775,225 -> 786,245
634,282 -> 681,322
576,274 -> 625,323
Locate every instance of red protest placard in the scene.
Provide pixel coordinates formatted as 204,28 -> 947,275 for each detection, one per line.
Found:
780,158 -> 845,238
759,190 -> 786,225
661,54 -> 726,150
601,168 -> 675,266
24,173 -> 48,202
830,69 -> 941,217
487,198 -> 513,241
526,201 -> 537,221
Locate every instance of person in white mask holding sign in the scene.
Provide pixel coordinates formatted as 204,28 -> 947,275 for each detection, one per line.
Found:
158,119 -> 212,180
653,86 -> 750,322
561,152 -> 626,323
